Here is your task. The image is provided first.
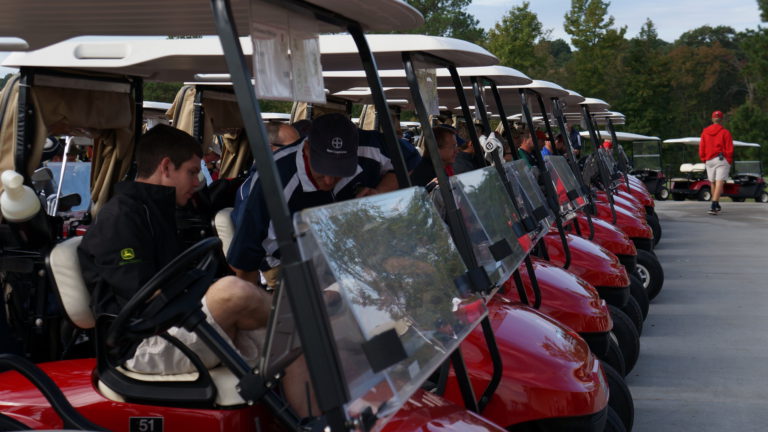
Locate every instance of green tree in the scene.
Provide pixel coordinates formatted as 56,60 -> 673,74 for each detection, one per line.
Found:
143,82 -> 184,103
739,27 -> 768,104
677,25 -> 739,50
484,2 -> 549,75
562,0 -> 627,101
729,102 -> 768,163
402,0 -> 485,44
563,0 -> 621,50
758,0 -> 768,21
618,19 -> 670,137
548,38 -> 573,66
0,73 -> 12,91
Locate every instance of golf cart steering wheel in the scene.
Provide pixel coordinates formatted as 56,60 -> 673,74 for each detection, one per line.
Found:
105,237 -> 222,354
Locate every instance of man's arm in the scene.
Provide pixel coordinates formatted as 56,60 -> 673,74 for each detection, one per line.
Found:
78,200 -> 158,312
227,178 -> 271,274
724,130 -> 734,164
375,171 -> 398,193
356,171 -> 398,197
699,132 -> 706,162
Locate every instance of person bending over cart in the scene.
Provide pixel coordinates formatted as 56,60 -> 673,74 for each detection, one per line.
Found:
228,113 -> 397,289
699,110 -> 734,215
78,125 -> 314,417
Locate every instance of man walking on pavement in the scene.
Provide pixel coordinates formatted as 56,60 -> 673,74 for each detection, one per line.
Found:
699,110 -> 733,215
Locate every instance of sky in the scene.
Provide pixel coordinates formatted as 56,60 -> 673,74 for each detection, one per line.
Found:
468,0 -> 763,43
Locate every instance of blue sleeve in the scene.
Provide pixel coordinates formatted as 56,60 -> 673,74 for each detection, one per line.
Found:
227,177 -> 271,272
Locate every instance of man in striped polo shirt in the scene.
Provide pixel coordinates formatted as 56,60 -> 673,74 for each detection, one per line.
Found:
227,113 -> 397,287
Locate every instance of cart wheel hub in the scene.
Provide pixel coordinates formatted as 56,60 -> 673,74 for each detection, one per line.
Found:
636,264 -> 650,289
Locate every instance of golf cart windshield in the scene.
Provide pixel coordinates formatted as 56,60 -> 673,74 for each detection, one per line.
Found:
285,187 -> 486,419
616,145 -> 631,171
503,160 -> 553,246
450,167 -> 527,287
734,161 -> 762,177
544,155 -> 586,220
594,148 -> 623,188
631,141 -> 662,172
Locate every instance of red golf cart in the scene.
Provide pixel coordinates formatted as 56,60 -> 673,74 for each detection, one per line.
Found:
665,137 -> 767,202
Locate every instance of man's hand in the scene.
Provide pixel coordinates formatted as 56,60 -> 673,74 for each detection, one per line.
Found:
355,186 -> 380,197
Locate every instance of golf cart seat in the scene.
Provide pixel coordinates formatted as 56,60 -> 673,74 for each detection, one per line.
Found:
48,237 -> 246,407
679,163 -> 694,173
692,163 -> 705,172
213,207 -> 235,256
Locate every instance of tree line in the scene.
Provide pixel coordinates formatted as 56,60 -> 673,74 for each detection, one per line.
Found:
404,0 -> 768,167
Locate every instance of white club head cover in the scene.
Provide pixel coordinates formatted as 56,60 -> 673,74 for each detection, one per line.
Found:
480,132 -> 504,163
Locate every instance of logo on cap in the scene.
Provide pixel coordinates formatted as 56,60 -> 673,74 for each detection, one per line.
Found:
331,137 -> 343,150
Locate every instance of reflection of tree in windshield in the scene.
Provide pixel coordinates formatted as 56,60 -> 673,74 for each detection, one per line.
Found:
305,190 -> 469,340
453,168 -> 526,284
299,189 -> 488,415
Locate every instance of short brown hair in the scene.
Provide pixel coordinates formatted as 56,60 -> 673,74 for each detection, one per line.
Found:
136,124 -> 203,178
433,125 -> 458,149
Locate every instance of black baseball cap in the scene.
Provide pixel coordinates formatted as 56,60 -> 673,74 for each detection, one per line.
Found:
308,113 -> 359,177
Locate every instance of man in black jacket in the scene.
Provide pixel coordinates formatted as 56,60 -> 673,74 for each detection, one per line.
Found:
78,125 -> 314,416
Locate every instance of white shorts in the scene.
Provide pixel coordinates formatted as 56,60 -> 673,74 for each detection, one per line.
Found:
125,297 -> 262,375
705,157 -> 730,182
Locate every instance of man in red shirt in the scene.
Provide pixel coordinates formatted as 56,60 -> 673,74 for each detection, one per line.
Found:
699,110 -> 733,214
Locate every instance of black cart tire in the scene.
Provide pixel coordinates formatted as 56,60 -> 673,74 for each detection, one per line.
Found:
608,305 -> 640,375
620,295 -> 644,336
600,333 -> 626,377
672,193 -> 686,201
635,249 -> 664,301
603,362 -> 635,432
605,406 -> 627,432
656,187 -> 669,201
629,275 -> 650,320
646,213 -> 662,245
697,186 -> 711,201
757,191 -> 768,203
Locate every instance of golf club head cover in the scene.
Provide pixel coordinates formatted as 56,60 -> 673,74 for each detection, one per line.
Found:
481,132 -> 504,163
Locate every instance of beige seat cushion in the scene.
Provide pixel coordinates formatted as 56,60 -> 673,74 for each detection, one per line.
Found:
679,163 -> 694,173
692,163 -> 706,172
214,207 -> 234,257
49,237 -> 95,329
98,365 -> 245,407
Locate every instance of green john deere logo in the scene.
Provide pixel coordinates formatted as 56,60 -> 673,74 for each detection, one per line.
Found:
120,248 -> 136,261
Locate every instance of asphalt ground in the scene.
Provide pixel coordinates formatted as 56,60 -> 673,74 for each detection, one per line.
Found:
629,200 -> 768,431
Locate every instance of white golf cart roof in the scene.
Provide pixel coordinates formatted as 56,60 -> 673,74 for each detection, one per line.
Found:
561,89 -> 586,106
318,34 -> 499,72
0,0 -> 423,50
592,111 -> 626,125
580,97 -> 611,111
143,101 -> 172,112
497,80 -> 570,99
507,113 -> 546,126
261,113 -> 291,122
323,65 -> 529,92
4,32 -> 498,85
580,131 -> 660,142
663,137 -> 761,148
473,80 -> 569,118
329,87 -> 464,111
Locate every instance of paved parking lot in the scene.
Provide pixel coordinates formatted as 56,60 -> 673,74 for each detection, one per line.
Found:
629,200 -> 768,431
